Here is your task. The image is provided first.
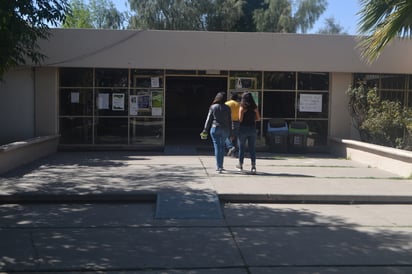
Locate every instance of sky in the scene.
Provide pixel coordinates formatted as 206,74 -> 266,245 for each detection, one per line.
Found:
111,0 -> 362,35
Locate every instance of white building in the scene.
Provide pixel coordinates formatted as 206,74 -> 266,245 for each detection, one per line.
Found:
1,29 -> 412,151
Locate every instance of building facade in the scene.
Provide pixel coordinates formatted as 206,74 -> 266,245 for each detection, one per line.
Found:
1,29 -> 412,150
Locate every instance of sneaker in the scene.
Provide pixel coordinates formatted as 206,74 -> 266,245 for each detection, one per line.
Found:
236,164 -> 243,171
251,166 -> 256,175
216,168 -> 223,174
227,147 -> 236,156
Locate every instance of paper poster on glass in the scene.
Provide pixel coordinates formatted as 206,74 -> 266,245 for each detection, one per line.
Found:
151,90 -> 163,116
299,94 -> 322,112
71,92 -> 80,103
137,94 -> 151,109
97,93 -> 109,109
151,77 -> 160,88
129,95 -> 138,115
112,93 -> 125,111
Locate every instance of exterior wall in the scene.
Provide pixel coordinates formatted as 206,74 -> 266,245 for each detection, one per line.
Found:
38,29 -> 412,74
0,68 -> 35,144
329,73 -> 352,139
35,67 -> 59,136
3,29 -> 412,148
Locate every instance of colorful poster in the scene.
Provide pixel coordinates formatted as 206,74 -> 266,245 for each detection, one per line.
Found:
137,94 -> 150,109
112,93 -> 125,111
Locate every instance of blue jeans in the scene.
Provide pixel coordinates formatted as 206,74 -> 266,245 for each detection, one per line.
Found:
225,121 -> 240,150
210,126 -> 229,169
238,126 -> 257,166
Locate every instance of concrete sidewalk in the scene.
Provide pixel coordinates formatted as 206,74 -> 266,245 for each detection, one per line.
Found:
2,151 -> 412,273
0,150 -> 411,205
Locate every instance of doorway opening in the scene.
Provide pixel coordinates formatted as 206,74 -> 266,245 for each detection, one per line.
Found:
165,76 -> 228,145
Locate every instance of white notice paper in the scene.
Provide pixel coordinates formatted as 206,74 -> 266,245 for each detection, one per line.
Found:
71,92 -> 80,103
112,93 -> 125,111
98,93 -> 109,109
152,107 -> 162,116
299,94 -> 322,112
130,95 -> 138,115
151,77 -> 160,88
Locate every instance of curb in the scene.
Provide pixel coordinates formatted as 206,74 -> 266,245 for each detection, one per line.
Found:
2,193 -> 412,205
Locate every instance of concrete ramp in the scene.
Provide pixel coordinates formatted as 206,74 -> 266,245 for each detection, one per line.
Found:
155,191 -> 223,219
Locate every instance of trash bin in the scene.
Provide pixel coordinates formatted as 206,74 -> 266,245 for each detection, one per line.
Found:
288,121 -> 309,153
266,118 -> 288,153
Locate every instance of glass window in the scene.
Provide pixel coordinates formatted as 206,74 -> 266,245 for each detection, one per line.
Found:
263,91 -> 296,118
354,73 -> 379,88
60,88 -> 93,116
95,89 -> 128,116
94,117 -> 128,144
298,72 -> 329,90
129,89 -> 165,117
130,117 -> 163,145
131,69 -> 164,88
380,74 -> 406,90
229,71 -> 262,89
60,68 -> 93,87
264,72 -> 295,90
95,68 -> 128,87
59,117 -> 93,144
380,90 -> 405,103
306,120 -> 328,146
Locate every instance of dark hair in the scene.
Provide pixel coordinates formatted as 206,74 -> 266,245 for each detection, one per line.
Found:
212,92 -> 226,105
230,92 -> 239,101
240,92 -> 257,109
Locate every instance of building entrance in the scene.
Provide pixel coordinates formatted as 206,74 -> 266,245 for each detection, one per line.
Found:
165,76 -> 227,145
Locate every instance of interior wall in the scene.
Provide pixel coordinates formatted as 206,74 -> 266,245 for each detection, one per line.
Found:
0,68 -> 35,144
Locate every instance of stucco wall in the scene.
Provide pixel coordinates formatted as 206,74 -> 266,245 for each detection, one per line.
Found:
35,67 -> 59,136
38,29 -> 412,74
0,68 -> 35,144
329,73 -> 353,139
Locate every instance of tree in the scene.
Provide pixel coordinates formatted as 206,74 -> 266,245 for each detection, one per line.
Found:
63,0 -> 93,28
206,0 -> 244,31
253,0 -> 327,33
128,0 -> 243,31
317,17 -> 347,35
64,0 -> 127,29
0,0 -> 70,79
357,0 -> 412,63
234,0 -> 264,32
90,0 -> 126,29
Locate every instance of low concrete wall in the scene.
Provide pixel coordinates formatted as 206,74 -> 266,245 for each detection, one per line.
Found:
329,137 -> 412,178
0,135 -> 59,175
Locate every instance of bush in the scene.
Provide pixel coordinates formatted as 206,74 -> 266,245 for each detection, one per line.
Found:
347,84 -> 412,150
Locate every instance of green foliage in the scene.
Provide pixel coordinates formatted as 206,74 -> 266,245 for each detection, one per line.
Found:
64,0 -> 127,29
347,84 -> 412,150
127,0 -> 326,32
0,0 -> 69,78
63,0 -> 93,28
317,17 -> 347,35
357,0 -> 412,63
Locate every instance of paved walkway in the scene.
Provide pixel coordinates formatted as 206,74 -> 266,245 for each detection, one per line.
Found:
1,151 -> 411,204
1,151 -> 412,273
